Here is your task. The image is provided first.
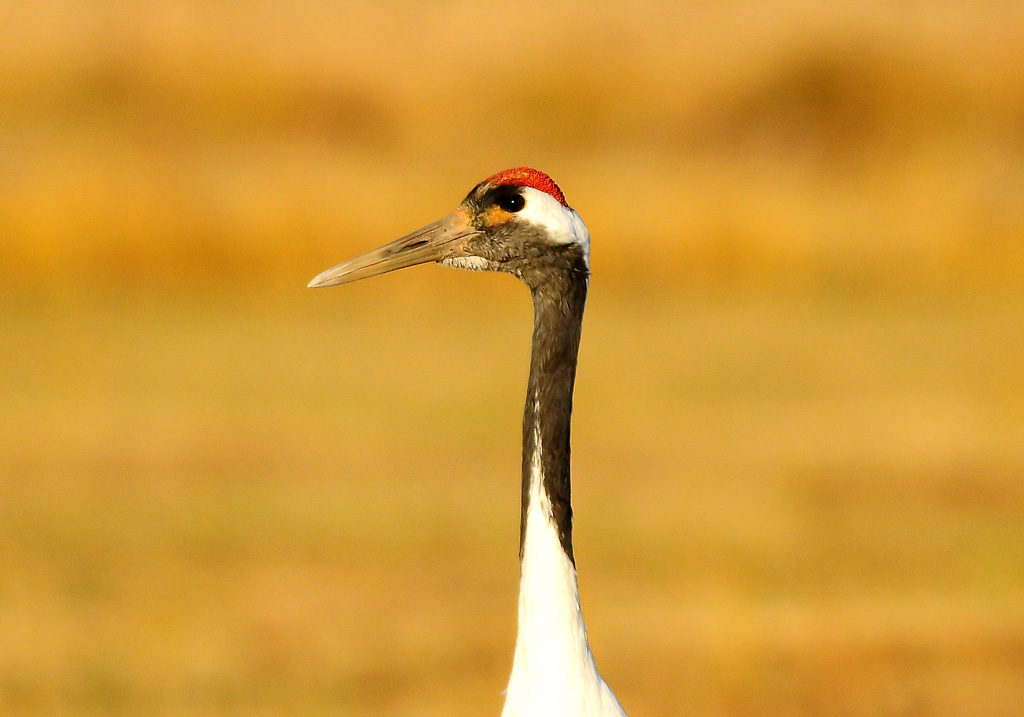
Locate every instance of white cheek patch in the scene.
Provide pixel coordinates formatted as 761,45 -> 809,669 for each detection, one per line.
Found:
518,187 -> 591,266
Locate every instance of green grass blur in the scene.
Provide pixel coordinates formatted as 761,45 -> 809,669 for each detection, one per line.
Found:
1,2 -> 1023,715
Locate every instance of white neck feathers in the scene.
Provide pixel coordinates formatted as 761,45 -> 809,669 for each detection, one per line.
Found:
501,405 -> 625,717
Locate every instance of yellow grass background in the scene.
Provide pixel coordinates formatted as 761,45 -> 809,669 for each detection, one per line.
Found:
2,1 -> 1023,715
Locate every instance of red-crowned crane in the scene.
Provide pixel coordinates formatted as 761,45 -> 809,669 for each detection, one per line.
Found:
309,168 -> 626,716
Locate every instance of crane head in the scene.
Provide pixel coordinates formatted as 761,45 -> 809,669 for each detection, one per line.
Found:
307,167 -> 589,289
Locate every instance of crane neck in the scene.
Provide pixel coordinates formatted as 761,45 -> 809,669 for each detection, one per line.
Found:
503,255 -> 625,716
520,258 -> 588,563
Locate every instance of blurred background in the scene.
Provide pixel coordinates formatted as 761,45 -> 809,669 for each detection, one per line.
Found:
1,1 -> 1023,715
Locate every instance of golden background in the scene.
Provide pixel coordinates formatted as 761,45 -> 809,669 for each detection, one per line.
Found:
2,1 -> 1023,714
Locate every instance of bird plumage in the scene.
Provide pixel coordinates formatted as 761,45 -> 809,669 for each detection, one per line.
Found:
310,168 -> 625,716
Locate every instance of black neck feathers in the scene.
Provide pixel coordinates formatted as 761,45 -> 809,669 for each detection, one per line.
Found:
519,248 -> 589,564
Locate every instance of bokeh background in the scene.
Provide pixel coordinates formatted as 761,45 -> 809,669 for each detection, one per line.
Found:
2,2 -> 1023,715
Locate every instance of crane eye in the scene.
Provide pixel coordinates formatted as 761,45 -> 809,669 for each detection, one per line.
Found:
496,193 -> 525,213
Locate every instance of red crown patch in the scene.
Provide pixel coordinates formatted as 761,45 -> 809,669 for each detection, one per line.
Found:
485,167 -> 568,207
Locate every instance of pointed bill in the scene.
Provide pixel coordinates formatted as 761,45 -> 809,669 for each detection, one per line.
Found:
308,210 -> 477,288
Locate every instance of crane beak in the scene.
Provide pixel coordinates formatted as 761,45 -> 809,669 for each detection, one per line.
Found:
308,210 -> 477,288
